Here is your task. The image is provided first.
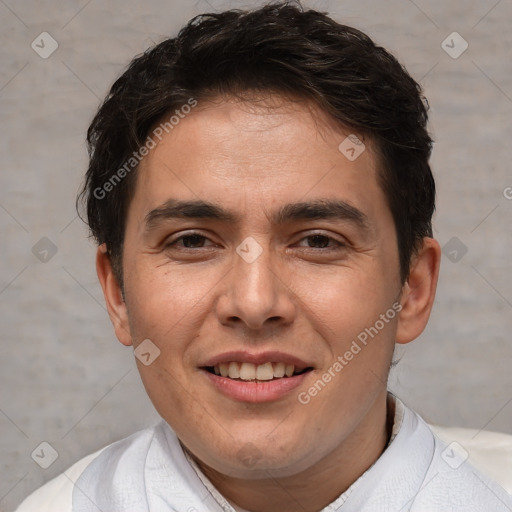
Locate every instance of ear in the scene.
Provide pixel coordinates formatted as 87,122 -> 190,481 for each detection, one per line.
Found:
96,243 -> 133,346
396,237 -> 441,344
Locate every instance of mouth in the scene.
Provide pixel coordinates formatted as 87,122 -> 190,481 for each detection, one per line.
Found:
203,362 -> 314,382
199,351 -> 315,402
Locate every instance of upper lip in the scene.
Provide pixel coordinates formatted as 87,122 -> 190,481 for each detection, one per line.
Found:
201,351 -> 313,372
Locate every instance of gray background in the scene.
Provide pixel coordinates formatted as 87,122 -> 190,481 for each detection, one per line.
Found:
1,0 -> 511,510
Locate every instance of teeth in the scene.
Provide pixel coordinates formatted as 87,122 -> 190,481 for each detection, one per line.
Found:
219,363 -> 229,377
255,362 -> 274,381
212,362 -> 300,380
273,362 -> 286,378
228,362 -> 240,379
239,362 -> 256,381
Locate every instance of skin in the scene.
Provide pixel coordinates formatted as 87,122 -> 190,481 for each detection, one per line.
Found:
97,93 -> 441,512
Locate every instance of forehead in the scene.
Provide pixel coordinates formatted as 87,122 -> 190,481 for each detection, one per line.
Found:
128,94 -> 388,231
148,95 -> 370,169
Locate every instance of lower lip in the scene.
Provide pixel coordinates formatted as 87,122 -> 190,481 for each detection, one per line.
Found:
201,369 -> 311,403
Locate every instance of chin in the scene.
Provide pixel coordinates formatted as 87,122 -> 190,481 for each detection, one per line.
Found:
199,435 -> 320,479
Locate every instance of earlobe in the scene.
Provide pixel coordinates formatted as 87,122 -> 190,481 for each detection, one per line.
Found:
395,237 -> 441,345
96,243 -> 133,346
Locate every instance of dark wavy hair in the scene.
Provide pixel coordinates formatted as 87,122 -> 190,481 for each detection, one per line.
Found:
77,0 -> 435,292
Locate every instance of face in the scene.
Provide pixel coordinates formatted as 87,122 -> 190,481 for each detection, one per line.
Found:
101,94 -> 416,479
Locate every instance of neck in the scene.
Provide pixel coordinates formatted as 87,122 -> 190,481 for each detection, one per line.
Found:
192,391 -> 395,512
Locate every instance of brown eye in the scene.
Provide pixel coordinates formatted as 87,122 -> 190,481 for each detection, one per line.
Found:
179,234 -> 207,248
306,234 -> 331,248
296,233 -> 346,250
165,232 -> 212,249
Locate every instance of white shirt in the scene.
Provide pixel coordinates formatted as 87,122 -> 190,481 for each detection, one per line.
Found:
15,394 -> 512,511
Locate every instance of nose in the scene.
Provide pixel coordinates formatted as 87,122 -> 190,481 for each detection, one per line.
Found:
214,239 -> 296,332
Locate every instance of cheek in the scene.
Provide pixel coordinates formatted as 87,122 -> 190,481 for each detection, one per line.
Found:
292,266 -> 399,399
291,264 -> 395,336
126,265 -> 201,412
126,261 -> 210,340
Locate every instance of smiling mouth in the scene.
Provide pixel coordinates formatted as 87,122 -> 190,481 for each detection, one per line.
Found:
203,362 -> 314,381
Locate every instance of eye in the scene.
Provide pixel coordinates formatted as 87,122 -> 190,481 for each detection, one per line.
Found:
296,233 -> 346,250
165,232 -> 213,249
163,231 -> 346,252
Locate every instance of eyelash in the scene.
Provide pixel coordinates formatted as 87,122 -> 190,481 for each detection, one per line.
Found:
164,231 -> 347,251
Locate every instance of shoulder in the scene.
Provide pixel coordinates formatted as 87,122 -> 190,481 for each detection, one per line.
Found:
14,423 -> 164,512
413,415 -> 512,511
14,447 -> 105,512
430,423 -> 512,495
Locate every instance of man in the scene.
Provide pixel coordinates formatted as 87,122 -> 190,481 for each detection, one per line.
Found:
15,1 -> 512,511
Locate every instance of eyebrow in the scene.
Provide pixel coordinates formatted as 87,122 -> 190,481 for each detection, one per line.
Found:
143,198 -> 369,232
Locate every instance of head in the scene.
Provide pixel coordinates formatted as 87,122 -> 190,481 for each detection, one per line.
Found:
78,1 -> 440,480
